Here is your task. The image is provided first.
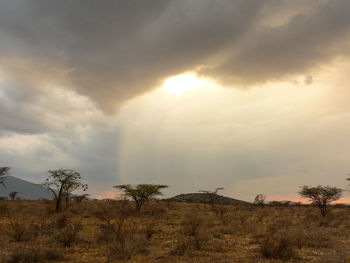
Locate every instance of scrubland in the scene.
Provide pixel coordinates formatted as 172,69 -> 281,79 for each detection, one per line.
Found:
0,200 -> 350,263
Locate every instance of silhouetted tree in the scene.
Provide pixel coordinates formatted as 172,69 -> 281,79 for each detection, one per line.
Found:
9,191 -> 18,200
254,194 -> 266,207
114,184 -> 168,211
199,187 -> 224,205
0,167 -> 10,187
43,169 -> 88,212
299,185 -> 342,216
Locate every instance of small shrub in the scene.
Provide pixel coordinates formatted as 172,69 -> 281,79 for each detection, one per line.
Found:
6,219 -> 28,242
6,247 -> 64,263
7,248 -> 41,263
183,214 -> 203,237
256,223 -> 297,260
56,223 -> 81,247
0,203 -> 9,217
192,230 -> 210,250
212,205 -> 229,222
303,227 -> 334,248
257,231 -> 296,260
141,220 -> 157,240
41,247 -> 64,261
26,223 -> 39,239
169,235 -> 192,256
106,234 -> 149,261
55,213 -> 69,229
97,217 -> 125,243
320,249 -> 347,263
180,213 -> 210,251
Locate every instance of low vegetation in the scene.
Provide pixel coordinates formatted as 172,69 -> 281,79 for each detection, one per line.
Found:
0,199 -> 350,262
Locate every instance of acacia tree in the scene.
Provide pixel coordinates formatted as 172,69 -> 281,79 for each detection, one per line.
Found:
9,191 -> 18,200
43,169 -> 88,212
199,187 -> 224,205
299,185 -> 342,216
0,167 -> 10,187
114,184 -> 168,211
254,194 -> 266,207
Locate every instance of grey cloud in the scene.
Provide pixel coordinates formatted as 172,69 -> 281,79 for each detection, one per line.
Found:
0,0 -> 299,111
0,76 -> 107,134
0,1 -> 349,112
0,80 -> 49,134
207,0 -> 350,84
0,125 -> 121,196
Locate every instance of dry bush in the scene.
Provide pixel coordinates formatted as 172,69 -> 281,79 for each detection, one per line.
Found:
302,227 -> 334,248
142,202 -> 167,217
6,248 -> 41,263
26,223 -> 40,239
6,246 -> 64,263
257,229 -> 297,260
94,205 -> 126,243
207,239 -> 227,253
141,219 -> 157,240
255,219 -> 298,260
95,203 -> 151,260
55,222 -> 82,247
183,213 -> 203,237
320,249 -> 347,263
169,235 -> 193,256
181,212 -> 210,250
0,202 -> 9,217
170,231 -> 210,256
212,204 -> 229,223
5,218 -> 29,242
106,233 -> 150,261
54,213 -> 69,229
99,220 -> 124,243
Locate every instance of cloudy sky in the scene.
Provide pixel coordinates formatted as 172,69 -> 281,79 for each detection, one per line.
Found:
1,0 -> 350,201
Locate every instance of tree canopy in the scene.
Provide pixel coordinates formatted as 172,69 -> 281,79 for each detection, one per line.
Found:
114,184 -> 168,211
299,185 -> 342,216
43,169 -> 88,212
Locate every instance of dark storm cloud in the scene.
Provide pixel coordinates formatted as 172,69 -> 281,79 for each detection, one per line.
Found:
208,0 -> 350,84
0,0 -> 267,111
0,0 -> 349,112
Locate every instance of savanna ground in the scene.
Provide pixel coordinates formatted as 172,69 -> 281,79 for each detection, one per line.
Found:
0,200 -> 350,263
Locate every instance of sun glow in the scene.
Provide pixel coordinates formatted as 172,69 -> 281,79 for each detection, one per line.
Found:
162,73 -> 209,95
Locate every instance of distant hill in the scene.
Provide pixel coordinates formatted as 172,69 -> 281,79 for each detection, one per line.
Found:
168,193 -> 249,205
0,176 -> 55,200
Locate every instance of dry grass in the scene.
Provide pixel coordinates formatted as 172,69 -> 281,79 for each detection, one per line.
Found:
0,200 -> 350,262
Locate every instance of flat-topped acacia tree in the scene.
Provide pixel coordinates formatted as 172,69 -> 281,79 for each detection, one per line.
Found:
43,169 -> 88,212
199,187 -> 224,207
299,185 -> 342,217
114,184 -> 168,211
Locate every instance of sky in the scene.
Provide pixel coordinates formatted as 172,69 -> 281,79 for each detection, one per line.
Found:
1,0 -> 350,202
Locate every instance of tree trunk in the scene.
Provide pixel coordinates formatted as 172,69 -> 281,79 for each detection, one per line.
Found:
56,197 -> 61,212
56,186 -> 64,212
135,201 -> 141,212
